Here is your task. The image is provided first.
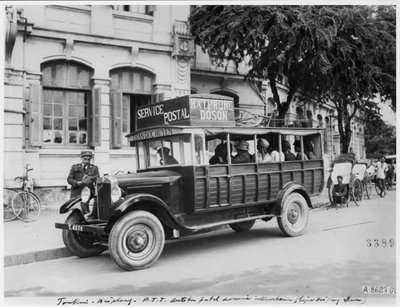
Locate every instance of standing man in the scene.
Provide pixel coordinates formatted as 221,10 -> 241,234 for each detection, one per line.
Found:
376,156 -> 388,197
67,151 -> 100,199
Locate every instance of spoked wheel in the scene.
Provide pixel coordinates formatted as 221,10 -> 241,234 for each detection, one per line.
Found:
12,191 -> 41,222
3,188 -> 18,221
351,178 -> 363,206
277,192 -> 309,237
62,210 -> 107,257
365,177 -> 372,199
109,210 -> 165,271
328,182 -> 335,206
229,220 -> 255,232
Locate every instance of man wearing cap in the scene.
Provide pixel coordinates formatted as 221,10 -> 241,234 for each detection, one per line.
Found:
232,140 -> 251,164
67,151 -> 100,199
157,147 -> 178,165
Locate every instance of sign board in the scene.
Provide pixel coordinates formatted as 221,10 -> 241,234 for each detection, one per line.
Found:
136,94 -> 235,130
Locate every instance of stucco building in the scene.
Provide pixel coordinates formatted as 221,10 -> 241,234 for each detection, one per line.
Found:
3,5 -> 366,208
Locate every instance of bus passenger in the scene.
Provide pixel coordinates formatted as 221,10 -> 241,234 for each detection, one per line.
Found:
157,147 -> 178,165
209,142 -> 231,165
282,140 -> 296,161
305,141 -> 317,159
293,140 -> 308,160
256,138 -> 272,162
269,145 -> 285,162
232,140 -> 251,164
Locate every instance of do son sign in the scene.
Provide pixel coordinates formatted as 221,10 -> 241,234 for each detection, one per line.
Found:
136,94 -> 235,129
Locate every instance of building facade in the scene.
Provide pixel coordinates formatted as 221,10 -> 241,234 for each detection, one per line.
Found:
3,5 -> 366,208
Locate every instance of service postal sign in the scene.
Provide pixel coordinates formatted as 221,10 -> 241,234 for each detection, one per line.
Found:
136,94 -> 235,130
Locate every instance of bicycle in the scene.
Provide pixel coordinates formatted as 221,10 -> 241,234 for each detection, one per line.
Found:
4,165 -> 41,222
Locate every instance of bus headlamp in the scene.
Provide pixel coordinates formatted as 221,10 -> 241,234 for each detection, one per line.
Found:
111,186 -> 122,203
81,187 -> 91,203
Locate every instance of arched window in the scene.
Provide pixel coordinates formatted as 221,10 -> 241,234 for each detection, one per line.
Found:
109,67 -> 155,148
317,114 -> 323,128
37,60 -> 94,147
211,90 -> 239,109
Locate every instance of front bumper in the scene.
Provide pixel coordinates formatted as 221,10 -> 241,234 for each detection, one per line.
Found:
55,222 -> 108,236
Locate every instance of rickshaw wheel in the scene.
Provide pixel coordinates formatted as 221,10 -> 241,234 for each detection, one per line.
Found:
365,177 -> 372,199
352,178 -> 363,206
327,181 -> 335,206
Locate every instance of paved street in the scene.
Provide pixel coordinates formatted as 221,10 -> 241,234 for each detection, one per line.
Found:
4,189 -> 396,304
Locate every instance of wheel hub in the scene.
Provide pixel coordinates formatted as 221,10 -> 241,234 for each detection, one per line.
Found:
126,230 -> 148,253
288,206 -> 300,224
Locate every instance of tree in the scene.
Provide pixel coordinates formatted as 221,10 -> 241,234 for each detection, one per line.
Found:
189,5 -> 396,153
189,6 -> 337,121
317,6 -> 396,153
364,101 -> 396,157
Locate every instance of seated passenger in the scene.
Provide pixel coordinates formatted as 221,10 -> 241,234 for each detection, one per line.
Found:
256,138 -> 272,162
332,175 -> 348,205
305,141 -> 317,160
282,140 -> 296,161
269,145 -> 285,162
232,140 -> 251,164
293,140 -> 308,161
209,142 -> 231,165
157,147 -> 178,165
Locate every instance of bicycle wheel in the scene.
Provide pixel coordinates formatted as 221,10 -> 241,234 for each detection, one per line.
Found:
12,191 -> 41,222
3,188 -> 18,221
365,177 -> 372,199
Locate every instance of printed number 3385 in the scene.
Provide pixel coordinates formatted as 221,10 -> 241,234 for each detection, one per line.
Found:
366,239 -> 395,248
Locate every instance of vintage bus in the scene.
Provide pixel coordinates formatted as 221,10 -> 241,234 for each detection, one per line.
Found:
56,94 -> 324,271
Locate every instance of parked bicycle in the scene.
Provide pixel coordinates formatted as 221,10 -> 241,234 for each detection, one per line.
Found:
3,165 -> 41,222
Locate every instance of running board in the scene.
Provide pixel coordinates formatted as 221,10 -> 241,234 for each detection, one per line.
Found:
185,214 -> 276,233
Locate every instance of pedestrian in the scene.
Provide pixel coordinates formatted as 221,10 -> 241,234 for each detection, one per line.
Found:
157,147 -> 179,165
67,151 -> 100,199
256,138 -> 272,162
376,156 -> 388,197
332,175 -> 348,205
232,140 -> 251,163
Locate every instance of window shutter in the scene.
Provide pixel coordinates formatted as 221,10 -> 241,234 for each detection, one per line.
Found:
111,90 -> 123,148
29,84 -> 42,146
91,87 -> 101,146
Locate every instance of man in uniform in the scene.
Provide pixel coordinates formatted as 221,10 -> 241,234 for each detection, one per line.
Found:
67,151 -> 100,199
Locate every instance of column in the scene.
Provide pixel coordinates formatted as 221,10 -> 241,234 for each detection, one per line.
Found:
4,69 -> 25,188
92,77 -> 111,176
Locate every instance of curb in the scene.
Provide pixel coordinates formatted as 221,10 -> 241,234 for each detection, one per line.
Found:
4,248 -> 73,267
5,200 -> 331,268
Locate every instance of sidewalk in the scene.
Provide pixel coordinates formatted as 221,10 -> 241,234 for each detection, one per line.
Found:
4,191 -> 329,267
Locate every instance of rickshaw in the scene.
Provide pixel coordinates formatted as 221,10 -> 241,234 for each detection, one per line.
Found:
327,153 -> 364,208
353,160 -> 373,199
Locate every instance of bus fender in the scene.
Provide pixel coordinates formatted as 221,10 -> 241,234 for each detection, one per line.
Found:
116,194 -> 185,231
274,182 -> 312,216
